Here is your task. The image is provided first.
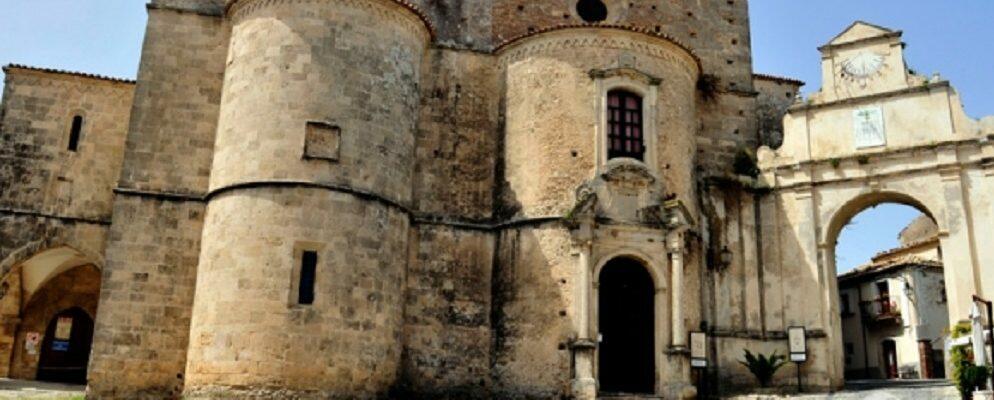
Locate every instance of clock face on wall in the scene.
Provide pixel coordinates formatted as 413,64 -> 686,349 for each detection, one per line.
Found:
840,52 -> 885,87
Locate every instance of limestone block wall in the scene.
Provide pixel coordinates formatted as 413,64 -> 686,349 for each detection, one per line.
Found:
414,49 -> 500,221
186,0 -> 431,396
493,225 -> 575,398
492,0 -> 756,176
754,75 -> 803,149
0,68 -> 133,221
400,225 -> 494,398
209,0 -> 430,203
88,198 -> 206,398
187,189 -> 409,397
498,28 -> 699,219
87,3 -> 229,397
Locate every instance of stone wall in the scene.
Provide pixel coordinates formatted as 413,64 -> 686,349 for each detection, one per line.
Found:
414,49 -> 500,221
187,188 -> 409,398
754,75 -> 803,149
400,225 -> 494,398
186,0 -> 431,397
493,225 -> 575,398
86,3 -> 228,397
0,67 -> 133,222
498,28 -> 699,219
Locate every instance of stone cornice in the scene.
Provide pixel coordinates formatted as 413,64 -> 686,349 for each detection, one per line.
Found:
0,207 -> 111,226
3,64 -> 135,85
763,136 -> 987,177
818,31 -> 903,53
753,73 -> 805,87
494,24 -> 702,74
225,0 -> 435,40
788,81 -> 950,114
147,2 -> 224,17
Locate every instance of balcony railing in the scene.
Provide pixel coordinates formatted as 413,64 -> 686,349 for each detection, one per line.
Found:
860,297 -> 901,323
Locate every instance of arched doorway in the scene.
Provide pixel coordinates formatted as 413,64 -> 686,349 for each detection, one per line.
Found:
37,307 -> 94,384
598,257 -> 655,394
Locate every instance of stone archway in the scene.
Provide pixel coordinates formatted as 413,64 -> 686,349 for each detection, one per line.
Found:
0,246 -> 102,382
822,192 -> 943,382
597,257 -> 656,395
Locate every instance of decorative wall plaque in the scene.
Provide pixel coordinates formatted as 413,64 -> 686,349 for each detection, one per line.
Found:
853,106 -> 886,149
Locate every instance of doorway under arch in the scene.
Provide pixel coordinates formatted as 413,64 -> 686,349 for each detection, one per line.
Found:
598,257 -> 655,394
37,307 -> 94,384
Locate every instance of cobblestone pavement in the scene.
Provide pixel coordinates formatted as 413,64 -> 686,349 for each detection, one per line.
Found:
729,380 -> 959,400
0,379 -> 83,399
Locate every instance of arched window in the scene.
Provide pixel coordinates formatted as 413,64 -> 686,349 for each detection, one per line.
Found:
68,115 -> 83,152
607,90 -> 644,161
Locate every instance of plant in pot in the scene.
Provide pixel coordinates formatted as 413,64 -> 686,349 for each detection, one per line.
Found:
951,322 -> 993,400
739,349 -> 787,391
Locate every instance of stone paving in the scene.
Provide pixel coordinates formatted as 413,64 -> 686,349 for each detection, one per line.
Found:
0,380 -> 83,400
728,380 -> 959,400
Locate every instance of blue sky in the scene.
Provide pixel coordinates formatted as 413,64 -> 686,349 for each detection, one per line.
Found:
1,1 -> 988,272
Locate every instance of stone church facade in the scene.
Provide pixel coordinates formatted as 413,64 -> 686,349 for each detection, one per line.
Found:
0,1 -> 991,399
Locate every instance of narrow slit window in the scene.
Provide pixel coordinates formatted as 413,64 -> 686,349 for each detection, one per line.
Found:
68,116 -> 83,152
298,250 -> 318,305
607,90 -> 644,161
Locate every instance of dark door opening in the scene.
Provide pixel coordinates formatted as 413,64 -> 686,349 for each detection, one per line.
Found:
37,307 -> 94,384
882,339 -> 898,379
598,257 -> 655,394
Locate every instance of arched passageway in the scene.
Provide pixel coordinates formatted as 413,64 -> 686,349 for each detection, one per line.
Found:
0,247 -> 101,384
598,257 -> 655,394
828,196 -> 950,383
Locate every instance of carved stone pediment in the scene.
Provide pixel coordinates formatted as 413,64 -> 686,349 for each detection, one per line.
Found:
568,159 -> 667,227
600,161 -> 656,186
588,67 -> 663,87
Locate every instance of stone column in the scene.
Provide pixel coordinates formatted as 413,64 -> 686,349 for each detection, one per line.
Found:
572,223 -> 597,400
668,231 -> 686,349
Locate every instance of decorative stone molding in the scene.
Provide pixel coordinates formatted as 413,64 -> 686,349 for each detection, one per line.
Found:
227,0 -> 434,41
589,67 -> 662,87
495,26 -> 701,77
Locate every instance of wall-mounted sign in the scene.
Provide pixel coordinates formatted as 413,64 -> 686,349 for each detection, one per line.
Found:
853,106 -> 886,149
51,340 -> 70,352
690,331 -> 707,368
25,332 -> 40,355
788,326 -> 807,363
55,316 -> 73,340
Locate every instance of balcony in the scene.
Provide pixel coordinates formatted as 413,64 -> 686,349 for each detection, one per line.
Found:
861,297 -> 902,325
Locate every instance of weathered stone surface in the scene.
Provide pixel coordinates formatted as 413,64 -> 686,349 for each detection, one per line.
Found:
2,2 -> 992,399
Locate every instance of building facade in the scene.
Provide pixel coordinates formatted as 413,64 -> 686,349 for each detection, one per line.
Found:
0,1 -> 992,399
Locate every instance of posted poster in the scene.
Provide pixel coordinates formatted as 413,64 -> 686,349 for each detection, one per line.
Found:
788,326 -> 807,362
690,332 -> 707,368
55,316 -> 73,340
25,332 -> 40,355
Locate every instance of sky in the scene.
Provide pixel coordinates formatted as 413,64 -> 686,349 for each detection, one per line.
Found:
834,205 -> 923,273
1,1 -> 989,271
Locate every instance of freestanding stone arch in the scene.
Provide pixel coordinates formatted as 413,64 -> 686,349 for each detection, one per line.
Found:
756,21 -> 994,389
